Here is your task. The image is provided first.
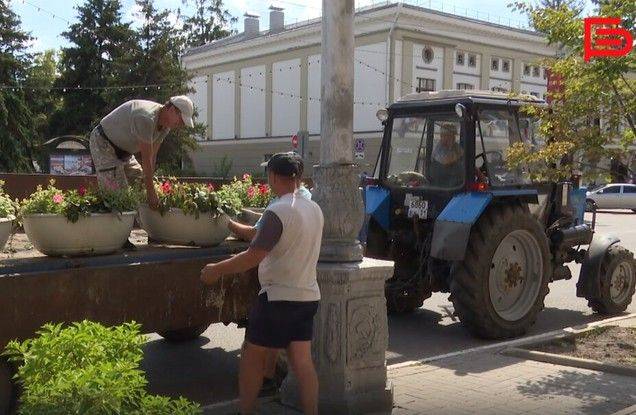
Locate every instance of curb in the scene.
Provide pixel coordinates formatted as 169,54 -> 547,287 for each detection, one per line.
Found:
388,313 -> 636,371
501,347 -> 636,377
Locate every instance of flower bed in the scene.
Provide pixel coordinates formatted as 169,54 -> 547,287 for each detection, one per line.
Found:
139,180 -> 242,247
222,174 -> 272,226
19,182 -> 139,256
0,180 -> 15,249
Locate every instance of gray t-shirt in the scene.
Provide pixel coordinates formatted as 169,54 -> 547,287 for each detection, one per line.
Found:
250,211 -> 283,251
100,100 -> 170,154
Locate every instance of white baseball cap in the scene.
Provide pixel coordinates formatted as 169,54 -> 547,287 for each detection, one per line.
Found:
169,95 -> 195,128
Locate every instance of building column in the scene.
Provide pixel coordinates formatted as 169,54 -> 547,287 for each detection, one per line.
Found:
234,69 -> 241,139
400,40 -> 413,96
207,71 -> 213,140
280,0 -> 394,412
512,58 -> 523,93
443,46 -> 455,89
300,56 -> 309,132
265,62 -> 273,137
481,53 -> 491,90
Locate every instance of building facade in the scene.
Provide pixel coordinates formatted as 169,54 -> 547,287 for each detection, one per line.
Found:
182,2 -> 556,176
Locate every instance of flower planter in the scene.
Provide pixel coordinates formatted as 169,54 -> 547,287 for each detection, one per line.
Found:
238,207 -> 265,226
0,218 -> 12,250
22,212 -> 136,256
138,205 -> 230,247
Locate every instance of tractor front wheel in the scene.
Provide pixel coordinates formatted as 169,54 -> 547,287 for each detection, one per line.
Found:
449,203 -> 551,339
588,245 -> 636,314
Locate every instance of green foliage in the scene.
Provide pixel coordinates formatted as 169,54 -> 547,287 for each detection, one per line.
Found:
508,0 -> 636,182
220,174 -> 273,208
179,0 -> 237,48
0,2 -> 37,172
0,180 -> 16,219
3,321 -> 201,415
153,179 -> 242,217
20,181 -> 140,223
24,50 -> 62,143
210,155 -> 233,179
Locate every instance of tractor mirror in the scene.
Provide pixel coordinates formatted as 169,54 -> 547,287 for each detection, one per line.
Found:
376,108 -> 389,123
455,103 -> 467,119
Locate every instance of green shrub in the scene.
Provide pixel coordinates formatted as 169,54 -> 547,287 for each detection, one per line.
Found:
220,174 -> 273,209
0,180 -> 16,219
151,179 -> 242,218
3,321 -> 201,415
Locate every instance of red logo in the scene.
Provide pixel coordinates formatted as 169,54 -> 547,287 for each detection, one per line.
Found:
584,17 -> 633,62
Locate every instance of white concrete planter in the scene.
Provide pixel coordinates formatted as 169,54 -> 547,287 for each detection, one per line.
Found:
23,212 -> 136,256
238,207 -> 265,226
138,205 -> 230,247
0,218 -> 12,250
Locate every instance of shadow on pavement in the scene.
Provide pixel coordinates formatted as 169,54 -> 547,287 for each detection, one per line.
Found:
142,336 -> 241,406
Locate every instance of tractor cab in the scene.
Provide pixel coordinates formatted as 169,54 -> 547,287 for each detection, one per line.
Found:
364,90 -> 635,339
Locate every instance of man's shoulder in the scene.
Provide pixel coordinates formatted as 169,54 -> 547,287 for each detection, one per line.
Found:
130,100 -> 162,119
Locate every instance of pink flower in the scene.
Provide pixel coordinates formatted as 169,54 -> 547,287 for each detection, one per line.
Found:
242,173 -> 251,181
161,181 -> 172,194
258,184 -> 269,195
207,183 -> 215,191
52,194 -> 64,204
247,186 -> 256,199
78,186 -> 87,196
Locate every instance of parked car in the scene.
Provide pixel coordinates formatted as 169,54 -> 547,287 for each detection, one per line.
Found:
586,183 -> 636,212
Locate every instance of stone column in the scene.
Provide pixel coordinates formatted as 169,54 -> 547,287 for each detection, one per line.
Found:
281,0 -> 394,413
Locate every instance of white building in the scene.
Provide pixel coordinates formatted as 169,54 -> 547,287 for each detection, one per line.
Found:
182,2 -> 555,176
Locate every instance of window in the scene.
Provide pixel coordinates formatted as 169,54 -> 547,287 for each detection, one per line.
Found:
387,114 -> 464,189
524,64 -> 531,76
422,46 -> 434,64
533,66 -> 540,77
624,186 -> 636,194
502,60 -> 510,73
468,54 -> 477,67
491,86 -> 508,93
416,77 -> 436,92
601,186 -> 620,194
530,92 -> 540,98
456,52 -> 465,66
456,83 -> 474,90
491,58 -> 499,71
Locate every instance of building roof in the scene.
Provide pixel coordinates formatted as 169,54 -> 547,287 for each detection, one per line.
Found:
183,2 -> 541,58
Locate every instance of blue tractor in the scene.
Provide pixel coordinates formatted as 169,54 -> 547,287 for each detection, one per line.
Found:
364,90 -> 636,339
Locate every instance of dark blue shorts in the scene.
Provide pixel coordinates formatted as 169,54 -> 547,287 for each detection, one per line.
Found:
246,293 -> 319,349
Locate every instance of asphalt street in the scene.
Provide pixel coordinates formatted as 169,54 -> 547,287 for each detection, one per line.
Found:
142,210 -> 636,407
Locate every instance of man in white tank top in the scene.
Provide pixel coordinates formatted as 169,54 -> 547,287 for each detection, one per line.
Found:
201,152 -> 324,414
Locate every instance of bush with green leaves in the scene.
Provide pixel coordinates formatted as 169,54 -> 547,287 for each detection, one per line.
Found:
20,181 -> 140,223
153,179 -> 242,218
220,174 -> 273,209
0,180 -> 16,219
3,321 -> 201,415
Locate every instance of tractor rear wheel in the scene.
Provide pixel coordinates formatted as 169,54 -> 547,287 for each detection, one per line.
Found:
588,245 -> 636,314
449,203 -> 551,339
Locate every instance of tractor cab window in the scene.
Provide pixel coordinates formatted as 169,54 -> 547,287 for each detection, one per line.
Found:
476,109 -> 530,186
386,113 -> 464,189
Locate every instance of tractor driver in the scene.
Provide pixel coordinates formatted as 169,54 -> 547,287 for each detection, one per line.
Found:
431,123 -> 464,187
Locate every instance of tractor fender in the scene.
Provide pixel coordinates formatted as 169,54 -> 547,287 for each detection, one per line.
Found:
430,192 -> 493,261
576,234 -> 620,299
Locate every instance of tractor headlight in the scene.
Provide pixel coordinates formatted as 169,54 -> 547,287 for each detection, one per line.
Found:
376,109 -> 389,122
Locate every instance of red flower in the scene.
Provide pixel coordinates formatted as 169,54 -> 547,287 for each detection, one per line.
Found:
247,186 -> 256,199
207,183 -> 215,191
161,181 -> 172,194
242,173 -> 251,181
258,184 -> 269,195
52,194 -> 64,204
78,186 -> 87,196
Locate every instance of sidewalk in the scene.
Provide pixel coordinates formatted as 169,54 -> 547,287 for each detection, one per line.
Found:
204,316 -> 636,415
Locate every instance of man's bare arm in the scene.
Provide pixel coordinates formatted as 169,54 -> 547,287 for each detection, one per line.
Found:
200,247 -> 268,285
139,141 -> 159,209
228,219 -> 258,241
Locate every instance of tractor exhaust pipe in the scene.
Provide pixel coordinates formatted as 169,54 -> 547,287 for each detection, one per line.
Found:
551,224 -> 594,248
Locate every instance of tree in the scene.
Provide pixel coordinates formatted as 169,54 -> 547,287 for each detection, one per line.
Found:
0,1 -> 37,172
24,50 -> 61,143
508,0 -> 636,183
49,0 -> 136,136
179,0 -> 236,49
538,0 -> 584,13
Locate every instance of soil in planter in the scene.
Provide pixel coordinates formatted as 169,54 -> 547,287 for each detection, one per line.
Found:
528,326 -> 636,367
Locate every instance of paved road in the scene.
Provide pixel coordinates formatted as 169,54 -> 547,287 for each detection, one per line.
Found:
142,210 -> 636,407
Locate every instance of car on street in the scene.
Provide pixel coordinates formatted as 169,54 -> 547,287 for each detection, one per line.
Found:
586,183 -> 636,212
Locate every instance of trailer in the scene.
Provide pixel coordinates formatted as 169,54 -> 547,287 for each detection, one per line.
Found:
0,236 -> 259,414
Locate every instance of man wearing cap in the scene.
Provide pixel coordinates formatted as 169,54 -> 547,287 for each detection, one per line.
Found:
89,96 -> 194,209
201,152 -> 324,415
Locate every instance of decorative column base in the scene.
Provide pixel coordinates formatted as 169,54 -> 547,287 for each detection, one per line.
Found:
281,257 -> 394,414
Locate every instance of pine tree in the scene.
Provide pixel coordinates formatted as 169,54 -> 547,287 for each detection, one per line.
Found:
50,0 -> 135,136
0,1 -> 36,172
180,0 -> 236,49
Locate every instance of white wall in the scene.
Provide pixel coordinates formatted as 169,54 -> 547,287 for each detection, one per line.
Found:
490,56 -> 513,80
521,62 -> 548,84
307,54 -> 321,135
188,75 -> 208,140
212,71 -> 235,140
240,65 -> 266,138
489,79 -> 512,92
520,82 -> 548,100
354,42 -> 387,132
412,43 -> 444,92
453,73 -> 480,90
272,58 -> 301,137
453,50 -> 481,76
